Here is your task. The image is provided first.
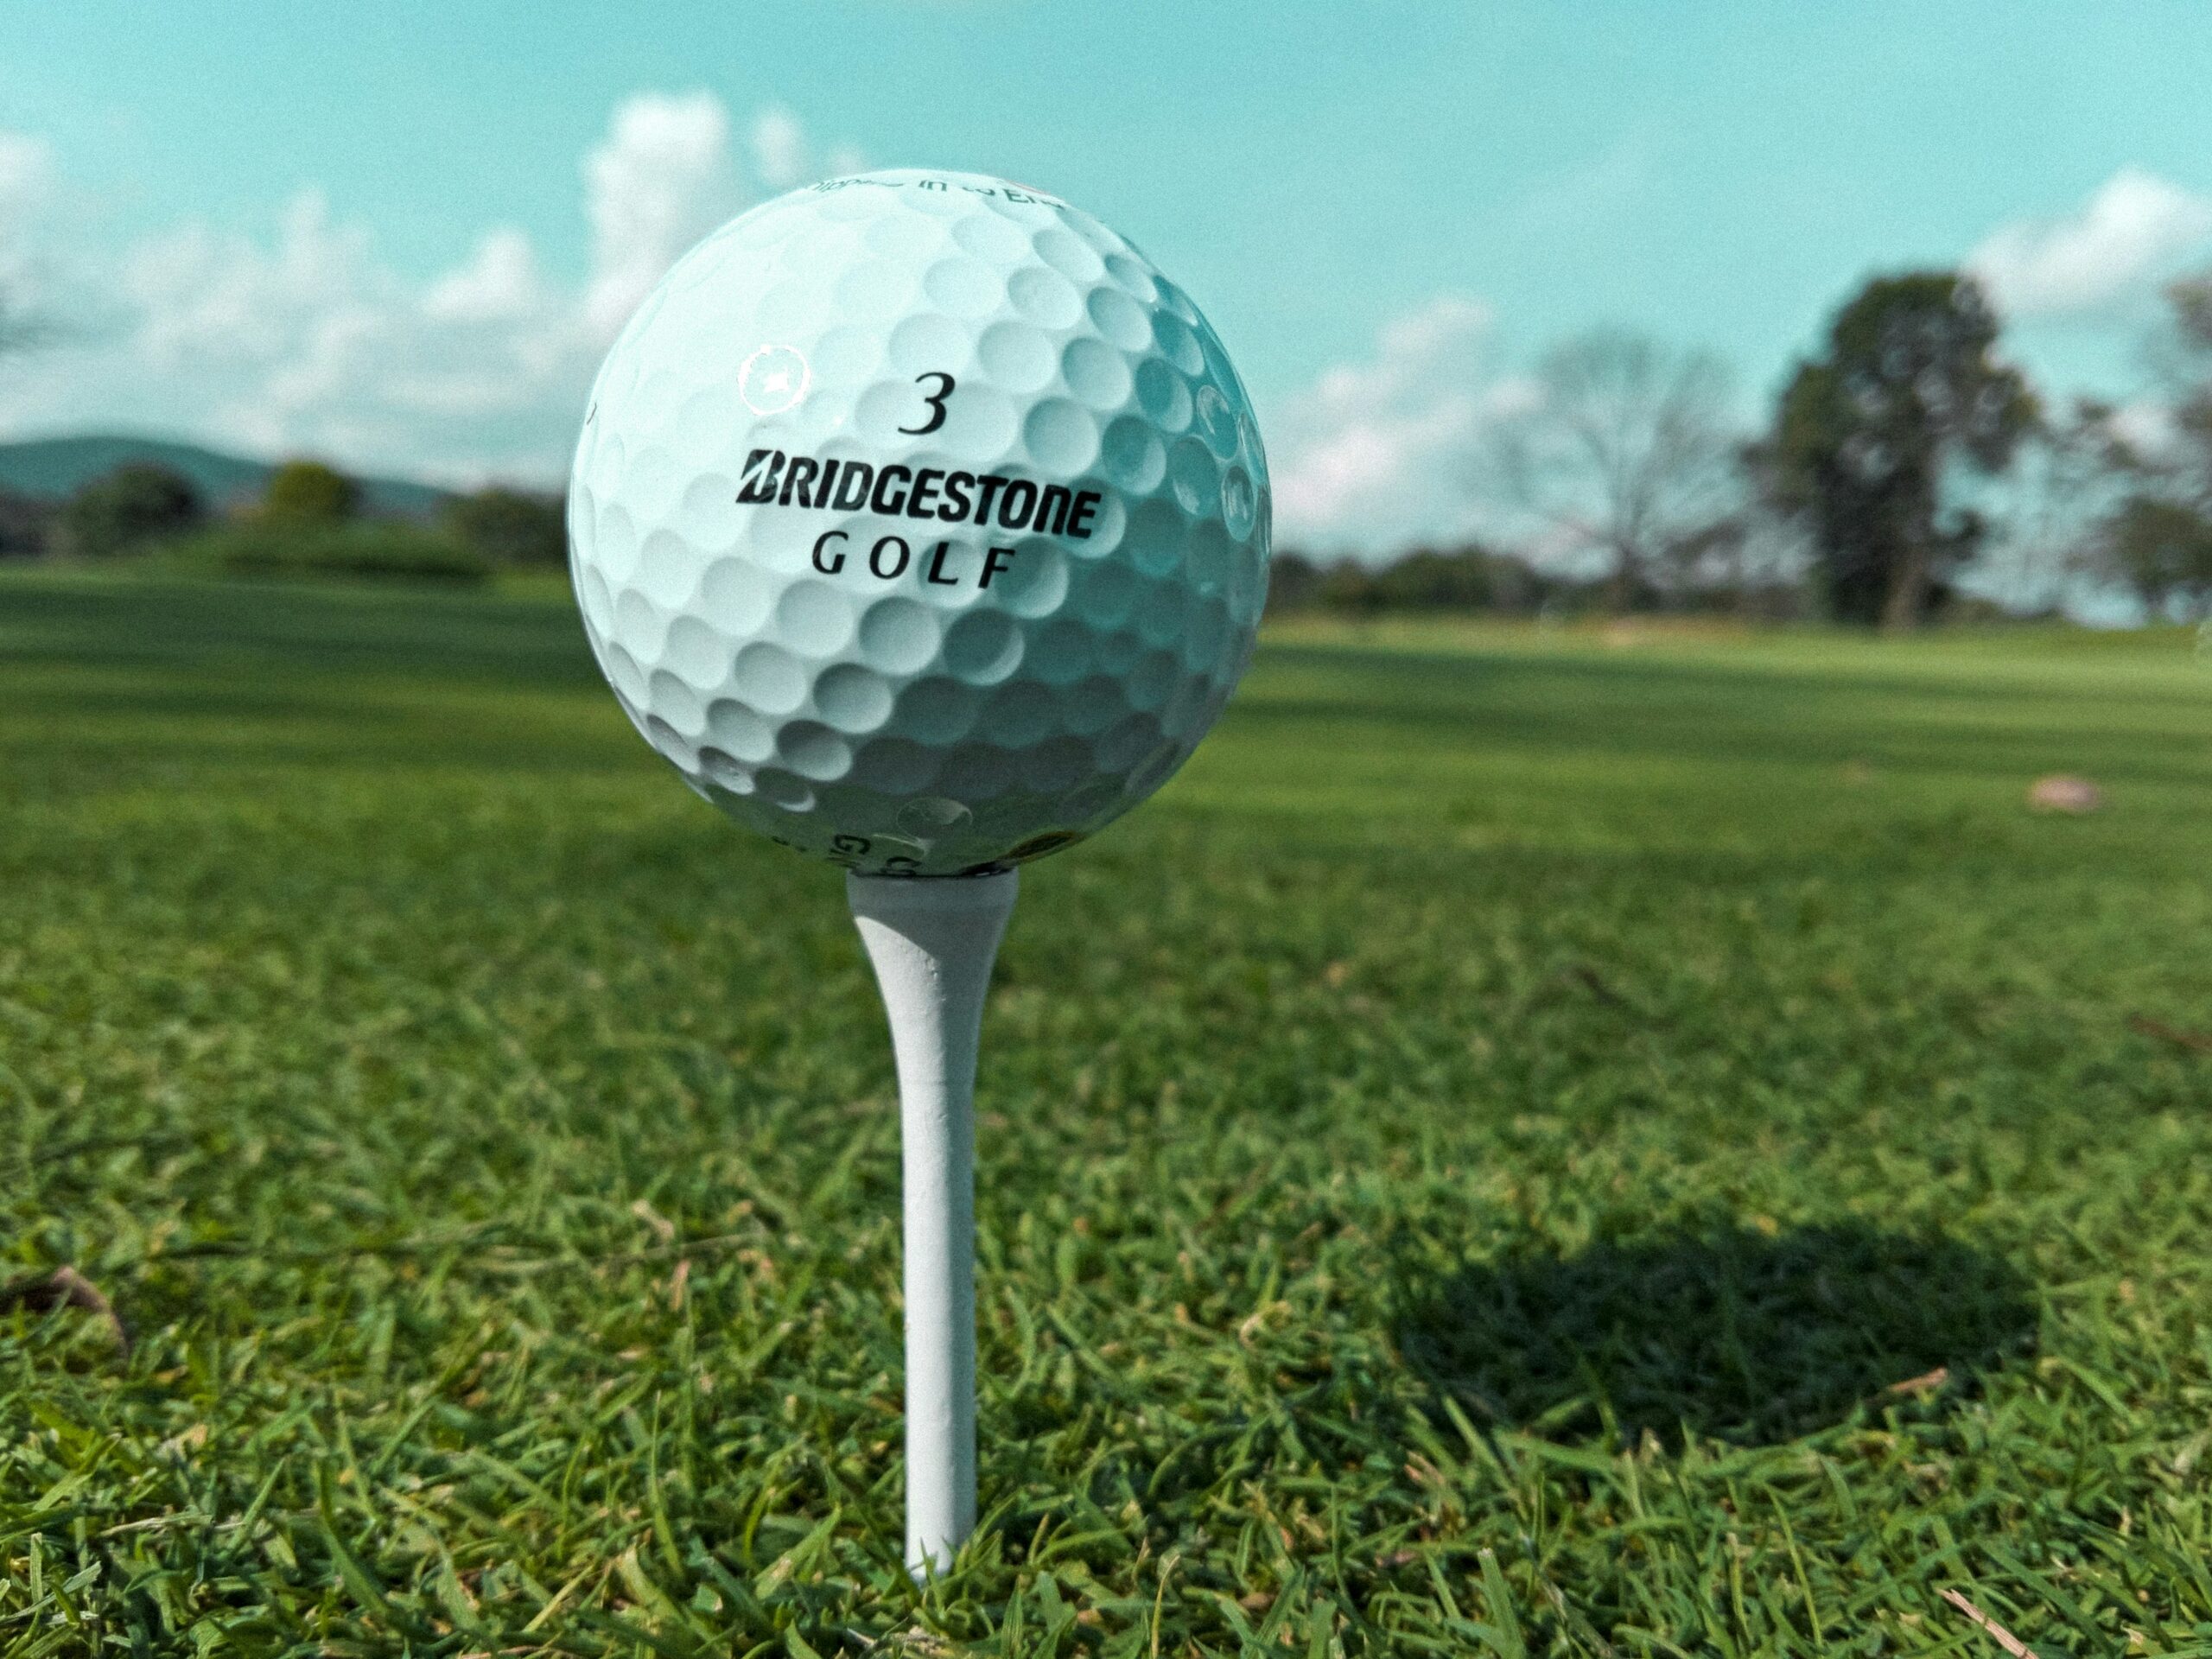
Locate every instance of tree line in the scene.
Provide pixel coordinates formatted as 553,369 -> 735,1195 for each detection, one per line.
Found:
6,264 -> 2212,621
1281,267 -> 2212,629
0,452 -> 567,582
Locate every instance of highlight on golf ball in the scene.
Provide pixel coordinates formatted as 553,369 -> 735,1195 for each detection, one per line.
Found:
567,168 -> 1272,877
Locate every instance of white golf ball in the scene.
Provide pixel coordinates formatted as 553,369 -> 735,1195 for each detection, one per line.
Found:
568,168 -> 1271,876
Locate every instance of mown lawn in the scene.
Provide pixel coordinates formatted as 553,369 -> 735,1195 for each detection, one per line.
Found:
0,567 -> 2208,1656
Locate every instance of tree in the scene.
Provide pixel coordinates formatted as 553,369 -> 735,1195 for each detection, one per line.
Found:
1489,330 -> 1741,613
2097,495 -> 2212,620
2110,270 -> 2212,516
442,486 -> 567,567
0,491 -> 50,558
1758,272 -> 2036,631
263,459 -> 360,524
2159,273 -> 2212,506
1986,396 -> 2138,615
54,464 -> 205,558
2048,270 -> 2212,622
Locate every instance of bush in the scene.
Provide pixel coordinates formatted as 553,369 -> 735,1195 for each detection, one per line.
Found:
55,464 -> 205,557
170,522 -> 490,586
1264,551 -> 1325,613
262,459 -> 361,524
442,486 -> 567,567
0,488 -> 52,558
1268,543 -> 1576,617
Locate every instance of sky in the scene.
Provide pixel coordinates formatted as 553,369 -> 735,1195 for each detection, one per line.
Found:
3,0 -> 2211,556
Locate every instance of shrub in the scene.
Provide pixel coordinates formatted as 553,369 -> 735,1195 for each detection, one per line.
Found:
261,459 -> 361,524
55,464 -> 206,557
170,522 -> 490,586
442,486 -> 568,567
0,488 -> 53,558
1268,543 -> 1574,617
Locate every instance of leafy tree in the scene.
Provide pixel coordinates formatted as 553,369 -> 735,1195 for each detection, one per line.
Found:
54,464 -> 205,558
263,459 -> 360,524
1489,330 -> 1742,613
1758,272 -> 2036,630
0,491 -> 51,558
2098,495 -> 2212,620
442,486 -> 567,567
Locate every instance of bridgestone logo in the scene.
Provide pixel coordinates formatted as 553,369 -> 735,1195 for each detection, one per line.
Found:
736,449 -> 1104,540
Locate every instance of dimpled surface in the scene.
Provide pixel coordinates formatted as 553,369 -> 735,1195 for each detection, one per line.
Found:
569,169 -> 1271,876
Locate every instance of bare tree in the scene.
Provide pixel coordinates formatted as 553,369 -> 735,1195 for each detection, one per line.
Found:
2060,272 -> 2212,623
1488,329 -> 1741,613
2141,270 -> 2212,509
1986,397 -> 2135,615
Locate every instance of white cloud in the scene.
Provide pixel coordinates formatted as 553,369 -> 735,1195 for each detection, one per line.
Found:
1969,168 -> 2212,320
41,187 -> 578,475
0,133 -> 60,298
424,227 -> 545,324
0,132 -> 54,220
749,105 -> 811,193
125,191 -> 378,372
747,104 -> 867,196
2108,397 -> 2182,459
582,90 -> 744,340
0,92 -> 857,485
1268,294 -> 1533,554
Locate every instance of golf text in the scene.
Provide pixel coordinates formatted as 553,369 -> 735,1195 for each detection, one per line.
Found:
810,531 -> 1020,589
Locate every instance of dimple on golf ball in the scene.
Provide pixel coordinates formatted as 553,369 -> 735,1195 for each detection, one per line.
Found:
568,168 -> 1271,876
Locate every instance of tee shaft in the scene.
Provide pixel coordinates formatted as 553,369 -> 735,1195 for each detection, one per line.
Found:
847,868 -> 1017,1577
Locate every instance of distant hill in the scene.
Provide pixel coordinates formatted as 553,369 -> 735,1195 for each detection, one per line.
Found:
0,435 -> 450,518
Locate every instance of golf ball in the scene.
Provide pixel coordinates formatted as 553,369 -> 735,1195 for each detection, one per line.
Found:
568,169 -> 1271,876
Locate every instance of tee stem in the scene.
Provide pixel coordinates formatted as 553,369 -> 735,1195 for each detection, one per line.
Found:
847,868 -> 1018,1580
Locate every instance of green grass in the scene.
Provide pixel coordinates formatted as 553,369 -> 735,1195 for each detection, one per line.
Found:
0,567 -> 2209,1656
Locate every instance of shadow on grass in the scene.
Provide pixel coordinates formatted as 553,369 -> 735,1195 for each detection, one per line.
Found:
1395,1223 -> 2037,1448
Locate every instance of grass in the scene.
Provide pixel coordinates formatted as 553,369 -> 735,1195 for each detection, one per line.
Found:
0,565 -> 2209,1656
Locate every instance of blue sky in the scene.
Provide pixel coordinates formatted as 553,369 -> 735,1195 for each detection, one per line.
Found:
3,0 -> 2210,550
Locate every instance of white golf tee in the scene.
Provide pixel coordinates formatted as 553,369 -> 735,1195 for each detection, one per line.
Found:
847,868 -> 1018,1579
